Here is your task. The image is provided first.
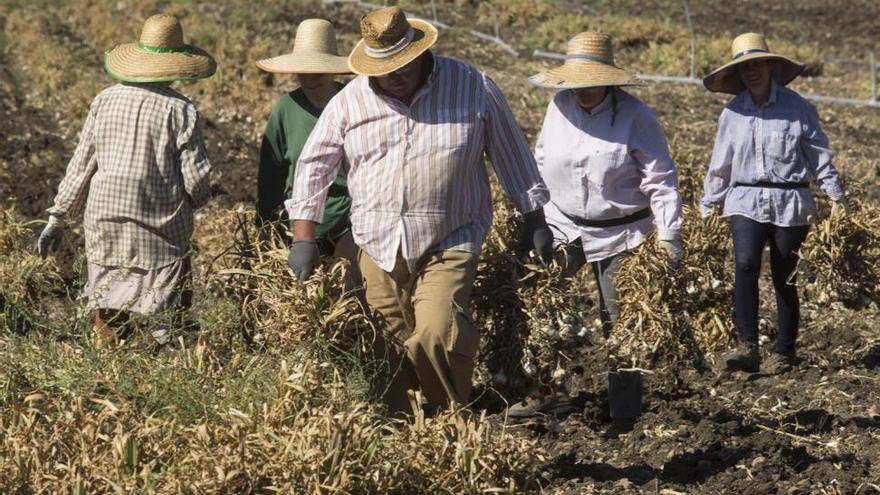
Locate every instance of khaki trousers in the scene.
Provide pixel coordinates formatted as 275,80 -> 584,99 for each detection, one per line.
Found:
359,249 -> 479,416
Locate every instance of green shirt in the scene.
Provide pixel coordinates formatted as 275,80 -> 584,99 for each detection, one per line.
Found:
257,85 -> 350,241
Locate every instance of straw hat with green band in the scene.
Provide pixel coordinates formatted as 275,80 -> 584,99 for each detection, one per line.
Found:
104,14 -> 216,83
703,33 -> 805,94
529,32 -> 642,89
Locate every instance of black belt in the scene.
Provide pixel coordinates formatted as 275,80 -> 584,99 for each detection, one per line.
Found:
560,207 -> 651,228
734,181 -> 809,190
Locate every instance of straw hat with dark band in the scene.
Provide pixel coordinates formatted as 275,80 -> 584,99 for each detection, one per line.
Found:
348,6 -> 438,77
256,19 -> 351,74
703,33 -> 805,94
104,14 -> 216,83
529,32 -> 642,89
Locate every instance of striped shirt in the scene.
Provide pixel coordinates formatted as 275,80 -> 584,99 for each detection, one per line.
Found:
48,83 -> 212,269
536,89 -> 682,262
287,55 -> 549,271
701,81 -> 845,226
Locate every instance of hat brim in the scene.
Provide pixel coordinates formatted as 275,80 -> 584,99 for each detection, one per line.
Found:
703,53 -> 805,94
348,19 -> 438,76
256,52 -> 352,74
104,43 -> 216,83
528,60 -> 643,89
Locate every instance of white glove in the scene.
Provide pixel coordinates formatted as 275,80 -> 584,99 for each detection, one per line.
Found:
658,237 -> 684,267
830,199 -> 849,218
36,216 -> 65,258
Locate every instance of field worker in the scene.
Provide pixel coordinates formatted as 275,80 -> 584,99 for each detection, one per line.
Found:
509,32 -> 683,419
286,6 -> 553,417
701,33 -> 847,374
255,19 -> 361,291
36,14 -> 215,348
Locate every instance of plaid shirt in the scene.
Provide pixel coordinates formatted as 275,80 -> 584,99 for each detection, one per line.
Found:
287,55 -> 549,272
48,84 -> 212,269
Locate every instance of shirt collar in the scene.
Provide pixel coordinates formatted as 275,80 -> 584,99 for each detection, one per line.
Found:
744,80 -> 779,110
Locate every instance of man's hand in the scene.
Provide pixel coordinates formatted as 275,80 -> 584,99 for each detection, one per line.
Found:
288,240 -> 320,281
523,210 -> 553,265
36,216 -> 64,258
658,237 -> 684,267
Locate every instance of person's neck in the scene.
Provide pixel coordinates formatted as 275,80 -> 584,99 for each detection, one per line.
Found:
302,83 -> 338,110
748,84 -> 771,107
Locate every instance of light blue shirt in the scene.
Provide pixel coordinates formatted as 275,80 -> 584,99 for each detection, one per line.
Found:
701,81 -> 845,226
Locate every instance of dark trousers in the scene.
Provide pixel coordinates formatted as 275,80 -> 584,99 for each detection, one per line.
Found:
561,240 -> 624,337
730,215 -> 810,354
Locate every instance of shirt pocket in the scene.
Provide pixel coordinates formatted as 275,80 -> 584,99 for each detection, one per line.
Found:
765,130 -> 799,164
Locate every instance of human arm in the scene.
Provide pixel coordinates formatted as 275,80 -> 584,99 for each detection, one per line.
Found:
700,109 -> 735,217
178,106 -> 213,209
256,107 -> 290,225
482,75 -> 553,262
799,101 -> 845,203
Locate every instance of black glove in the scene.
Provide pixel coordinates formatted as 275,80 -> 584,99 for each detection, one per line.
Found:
523,210 -> 554,265
288,240 -> 320,281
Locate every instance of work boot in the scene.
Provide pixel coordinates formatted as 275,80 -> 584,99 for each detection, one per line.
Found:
508,393 -> 577,419
723,342 -> 760,372
764,351 -> 797,374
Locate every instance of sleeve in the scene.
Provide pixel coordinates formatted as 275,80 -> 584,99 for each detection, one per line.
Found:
482,74 -> 549,213
177,105 -> 213,210
700,108 -> 735,217
286,98 -> 345,223
800,101 -> 844,201
47,99 -> 99,221
631,107 -> 682,240
256,105 -> 290,223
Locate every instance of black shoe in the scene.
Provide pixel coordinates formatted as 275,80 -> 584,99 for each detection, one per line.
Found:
722,342 -> 760,373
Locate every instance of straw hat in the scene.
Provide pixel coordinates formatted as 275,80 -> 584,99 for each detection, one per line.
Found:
703,33 -> 805,94
529,32 -> 642,89
104,14 -> 216,83
348,6 -> 438,77
256,19 -> 351,74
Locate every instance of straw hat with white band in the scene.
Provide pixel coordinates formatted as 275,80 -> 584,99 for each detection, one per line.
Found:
703,33 -> 805,94
529,32 -> 642,89
104,14 -> 216,83
256,19 -> 351,74
348,6 -> 438,77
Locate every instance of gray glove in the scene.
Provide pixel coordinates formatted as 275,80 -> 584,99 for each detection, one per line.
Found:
288,240 -> 320,281
523,210 -> 553,265
831,199 -> 849,218
37,216 -> 64,258
658,237 -> 684,267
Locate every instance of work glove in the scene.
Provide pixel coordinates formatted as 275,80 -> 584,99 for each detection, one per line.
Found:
36,216 -> 64,258
523,210 -> 554,265
288,240 -> 321,281
658,236 -> 684,268
830,198 -> 849,218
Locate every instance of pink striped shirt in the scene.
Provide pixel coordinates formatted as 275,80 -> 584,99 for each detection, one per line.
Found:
287,55 -> 549,271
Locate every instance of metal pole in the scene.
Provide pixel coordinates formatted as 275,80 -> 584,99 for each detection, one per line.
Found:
493,8 -> 500,40
870,51 -> 877,102
682,0 -> 696,80
430,0 -> 437,22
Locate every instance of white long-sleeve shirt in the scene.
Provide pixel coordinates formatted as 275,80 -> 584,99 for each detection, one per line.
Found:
536,89 -> 682,262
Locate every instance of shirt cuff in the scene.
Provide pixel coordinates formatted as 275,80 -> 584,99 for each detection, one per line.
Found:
822,181 -> 845,202
285,198 -> 325,224
699,202 -> 718,218
657,228 -> 680,241
511,182 -> 550,213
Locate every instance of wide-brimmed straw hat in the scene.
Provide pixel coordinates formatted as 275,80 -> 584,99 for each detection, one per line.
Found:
348,6 -> 438,77
529,32 -> 642,89
703,33 -> 805,94
256,19 -> 351,74
104,14 -> 216,83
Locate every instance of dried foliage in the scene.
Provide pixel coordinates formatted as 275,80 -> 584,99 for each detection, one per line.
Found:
798,196 -> 880,306
609,207 -> 733,372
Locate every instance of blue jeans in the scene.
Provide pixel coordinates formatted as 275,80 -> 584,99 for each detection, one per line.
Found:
730,215 -> 810,354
